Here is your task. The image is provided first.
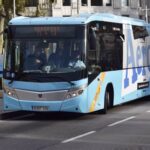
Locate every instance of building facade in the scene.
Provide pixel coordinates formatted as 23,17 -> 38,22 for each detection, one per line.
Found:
24,0 -> 150,22
52,0 -> 150,22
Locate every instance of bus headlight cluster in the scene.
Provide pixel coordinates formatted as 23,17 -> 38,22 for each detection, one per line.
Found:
65,85 -> 87,99
3,86 -> 18,99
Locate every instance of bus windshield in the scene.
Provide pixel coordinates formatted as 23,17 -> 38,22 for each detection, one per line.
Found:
5,25 -> 86,77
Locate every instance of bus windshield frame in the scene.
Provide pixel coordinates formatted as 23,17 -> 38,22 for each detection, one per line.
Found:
4,25 -> 87,82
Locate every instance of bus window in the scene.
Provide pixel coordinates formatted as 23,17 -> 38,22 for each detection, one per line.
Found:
98,22 -> 123,71
132,25 -> 149,39
88,22 -> 101,78
88,21 -> 123,76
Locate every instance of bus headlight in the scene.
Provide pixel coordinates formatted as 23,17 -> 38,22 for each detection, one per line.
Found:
3,86 -> 18,99
65,85 -> 87,99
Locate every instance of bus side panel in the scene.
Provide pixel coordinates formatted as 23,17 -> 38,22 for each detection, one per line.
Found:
122,24 -> 150,102
87,71 -> 123,112
87,68 -> 150,113
121,67 -> 150,103
88,23 -> 150,113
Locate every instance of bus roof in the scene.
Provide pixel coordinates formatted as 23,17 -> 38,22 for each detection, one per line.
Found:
9,13 -> 147,26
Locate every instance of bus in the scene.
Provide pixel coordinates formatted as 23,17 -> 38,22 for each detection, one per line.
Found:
2,13 -> 150,114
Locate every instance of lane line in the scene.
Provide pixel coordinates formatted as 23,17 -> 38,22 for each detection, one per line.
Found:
146,110 -> 150,113
108,116 -> 136,127
62,131 -> 96,143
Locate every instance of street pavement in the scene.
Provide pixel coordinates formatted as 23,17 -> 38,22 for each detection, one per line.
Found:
0,97 -> 150,150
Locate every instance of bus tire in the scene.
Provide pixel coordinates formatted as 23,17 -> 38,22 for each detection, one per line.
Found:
101,84 -> 114,114
101,90 -> 108,114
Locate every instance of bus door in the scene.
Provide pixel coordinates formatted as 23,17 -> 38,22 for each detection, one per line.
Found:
87,21 -> 102,112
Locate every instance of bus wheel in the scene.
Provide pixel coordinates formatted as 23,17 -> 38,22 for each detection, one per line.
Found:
101,90 -> 109,114
102,85 -> 114,114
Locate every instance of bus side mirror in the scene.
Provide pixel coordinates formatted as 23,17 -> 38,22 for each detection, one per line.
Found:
116,33 -> 125,42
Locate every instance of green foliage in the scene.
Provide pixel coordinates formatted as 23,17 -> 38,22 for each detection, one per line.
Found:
16,0 -> 26,13
3,0 -> 13,10
0,0 -> 2,6
2,0 -> 12,21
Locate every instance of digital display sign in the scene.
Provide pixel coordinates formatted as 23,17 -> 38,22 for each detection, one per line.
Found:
9,25 -> 84,39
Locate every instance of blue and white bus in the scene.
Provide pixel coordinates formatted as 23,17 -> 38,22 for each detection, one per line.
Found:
3,13 -> 150,113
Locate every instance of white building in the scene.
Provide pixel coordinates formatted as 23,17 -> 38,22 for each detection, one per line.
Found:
52,0 -> 150,21
24,0 -> 150,22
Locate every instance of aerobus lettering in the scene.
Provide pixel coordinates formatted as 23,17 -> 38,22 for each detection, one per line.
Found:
141,46 -> 147,75
124,29 -> 137,89
124,44 -> 148,89
136,46 -> 146,76
136,46 -> 142,74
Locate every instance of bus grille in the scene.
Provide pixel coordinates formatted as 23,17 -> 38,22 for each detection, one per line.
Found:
15,89 -> 68,101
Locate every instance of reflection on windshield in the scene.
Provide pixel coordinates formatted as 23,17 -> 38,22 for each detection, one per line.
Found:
8,39 -> 86,74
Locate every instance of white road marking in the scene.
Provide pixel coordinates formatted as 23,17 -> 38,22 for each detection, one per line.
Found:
146,110 -> 150,113
108,116 -> 136,127
62,131 -> 96,143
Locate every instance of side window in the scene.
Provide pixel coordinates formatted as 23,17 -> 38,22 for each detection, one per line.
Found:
97,22 -> 123,71
4,39 -> 11,71
87,21 -> 123,78
132,25 -> 149,39
87,22 -> 124,83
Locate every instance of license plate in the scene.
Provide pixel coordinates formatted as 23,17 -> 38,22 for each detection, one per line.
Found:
32,106 -> 48,111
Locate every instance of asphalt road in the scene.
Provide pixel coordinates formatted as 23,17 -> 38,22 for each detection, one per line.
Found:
0,97 -> 150,150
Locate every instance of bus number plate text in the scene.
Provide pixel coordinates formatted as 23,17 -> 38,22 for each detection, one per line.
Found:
32,106 -> 48,111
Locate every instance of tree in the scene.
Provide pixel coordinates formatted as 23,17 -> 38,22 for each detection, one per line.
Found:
0,0 -> 5,53
16,0 -> 26,16
0,0 -> 56,53
0,0 -> 26,53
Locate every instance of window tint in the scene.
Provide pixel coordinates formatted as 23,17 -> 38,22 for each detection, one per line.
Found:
91,0 -> 103,6
132,26 -> 149,39
88,21 -> 123,74
81,0 -> 88,6
106,0 -> 112,6
25,0 -> 37,7
63,0 -> 71,6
